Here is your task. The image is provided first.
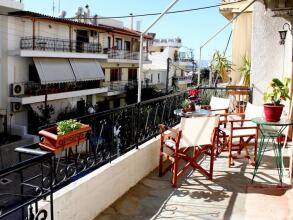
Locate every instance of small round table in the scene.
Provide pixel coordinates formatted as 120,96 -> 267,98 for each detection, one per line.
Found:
251,117 -> 293,184
174,109 -> 211,117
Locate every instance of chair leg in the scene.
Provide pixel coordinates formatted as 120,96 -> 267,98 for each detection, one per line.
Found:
228,137 -> 232,167
159,145 -> 163,177
209,145 -> 214,180
172,155 -> 179,187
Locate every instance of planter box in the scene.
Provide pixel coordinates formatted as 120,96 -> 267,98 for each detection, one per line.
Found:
39,124 -> 91,153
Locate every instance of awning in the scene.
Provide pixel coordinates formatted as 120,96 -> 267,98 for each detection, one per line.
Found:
33,58 -> 76,84
69,59 -> 105,81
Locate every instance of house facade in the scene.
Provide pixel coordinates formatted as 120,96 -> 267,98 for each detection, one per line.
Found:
0,2 -> 152,136
144,37 -> 195,92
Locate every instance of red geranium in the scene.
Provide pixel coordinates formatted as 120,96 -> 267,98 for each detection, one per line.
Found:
188,89 -> 200,98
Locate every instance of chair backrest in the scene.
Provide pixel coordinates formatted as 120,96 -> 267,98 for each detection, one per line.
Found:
244,102 -> 264,120
209,96 -> 230,110
179,116 -> 219,147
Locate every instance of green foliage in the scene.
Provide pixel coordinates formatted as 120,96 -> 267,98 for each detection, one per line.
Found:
210,50 -> 233,82
263,77 -> 291,105
181,99 -> 193,109
56,119 -> 82,135
239,56 -> 251,86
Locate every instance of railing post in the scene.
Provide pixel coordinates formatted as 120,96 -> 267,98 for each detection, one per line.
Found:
135,103 -> 141,149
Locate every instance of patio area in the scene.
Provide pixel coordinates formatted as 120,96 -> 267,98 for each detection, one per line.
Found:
96,145 -> 293,220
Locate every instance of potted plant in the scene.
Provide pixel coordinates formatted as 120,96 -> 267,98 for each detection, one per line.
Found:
181,99 -> 195,113
39,119 -> 91,153
263,77 -> 291,122
210,50 -> 233,85
238,56 -> 251,86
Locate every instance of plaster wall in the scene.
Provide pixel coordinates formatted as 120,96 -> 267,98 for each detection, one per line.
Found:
38,136 -> 161,220
251,1 -> 292,106
231,12 -> 252,84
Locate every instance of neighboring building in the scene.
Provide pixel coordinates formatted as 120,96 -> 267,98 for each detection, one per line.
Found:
144,37 -> 195,92
0,2 -> 152,136
220,0 -> 254,84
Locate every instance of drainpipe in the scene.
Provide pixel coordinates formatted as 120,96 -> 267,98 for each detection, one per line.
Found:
138,0 -> 180,103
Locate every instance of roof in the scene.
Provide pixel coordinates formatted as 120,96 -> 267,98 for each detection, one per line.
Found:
9,11 -> 153,40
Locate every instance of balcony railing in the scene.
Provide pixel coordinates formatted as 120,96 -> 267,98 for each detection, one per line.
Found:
10,81 -> 102,97
20,36 -> 102,54
0,147 -> 54,220
106,49 -> 149,61
0,86 -> 253,219
102,80 -> 152,92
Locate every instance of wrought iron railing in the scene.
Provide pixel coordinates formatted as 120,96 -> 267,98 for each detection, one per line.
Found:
0,146 -> 54,220
102,80 -> 152,92
106,49 -> 149,61
20,36 -> 102,54
1,86 -> 252,219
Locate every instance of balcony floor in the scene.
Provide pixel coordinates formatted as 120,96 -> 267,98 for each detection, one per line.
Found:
96,146 -> 293,220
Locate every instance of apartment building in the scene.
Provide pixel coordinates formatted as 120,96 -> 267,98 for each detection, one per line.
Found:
144,37 -> 195,92
0,2 -> 152,136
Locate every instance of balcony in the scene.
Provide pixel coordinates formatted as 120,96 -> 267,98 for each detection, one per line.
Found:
173,76 -> 193,85
18,36 -> 108,59
220,0 -> 254,20
101,80 -> 153,96
106,49 -> 150,63
9,81 -> 108,104
1,87 -> 292,220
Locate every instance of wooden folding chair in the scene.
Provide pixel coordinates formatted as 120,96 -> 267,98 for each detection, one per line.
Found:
202,96 -> 232,155
227,86 -> 250,113
219,103 -> 263,167
159,116 -> 219,187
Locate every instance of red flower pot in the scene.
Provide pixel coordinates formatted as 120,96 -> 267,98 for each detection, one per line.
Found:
263,104 -> 284,122
39,124 -> 91,153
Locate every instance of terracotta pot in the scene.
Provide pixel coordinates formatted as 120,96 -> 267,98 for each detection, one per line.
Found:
39,124 -> 91,153
182,105 -> 195,113
263,104 -> 284,122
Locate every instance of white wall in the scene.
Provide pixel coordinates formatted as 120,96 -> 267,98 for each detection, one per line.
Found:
251,1 -> 292,105
38,136 -> 161,220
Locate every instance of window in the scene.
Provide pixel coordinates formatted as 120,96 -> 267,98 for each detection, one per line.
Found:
124,41 -> 131,51
115,38 -> 123,50
128,68 -> 137,81
110,68 -> 122,81
158,73 -> 160,83
150,74 -> 153,83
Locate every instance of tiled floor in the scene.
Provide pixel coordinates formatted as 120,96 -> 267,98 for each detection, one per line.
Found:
96,146 -> 293,220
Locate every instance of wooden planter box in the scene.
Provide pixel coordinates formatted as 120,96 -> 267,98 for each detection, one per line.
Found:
39,124 -> 91,153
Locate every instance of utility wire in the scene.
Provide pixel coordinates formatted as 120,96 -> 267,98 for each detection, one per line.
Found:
66,0 -> 248,20
0,0 -> 247,20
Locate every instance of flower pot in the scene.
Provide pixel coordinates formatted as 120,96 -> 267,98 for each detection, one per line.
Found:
263,104 -> 284,122
39,124 -> 91,153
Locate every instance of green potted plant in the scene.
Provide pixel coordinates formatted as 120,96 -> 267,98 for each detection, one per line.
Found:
263,77 -> 291,122
238,56 -> 250,86
39,119 -> 91,152
210,50 -> 233,84
181,99 -> 195,113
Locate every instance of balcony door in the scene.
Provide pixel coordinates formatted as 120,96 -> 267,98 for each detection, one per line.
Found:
128,68 -> 137,81
76,30 -> 89,52
110,68 -> 122,81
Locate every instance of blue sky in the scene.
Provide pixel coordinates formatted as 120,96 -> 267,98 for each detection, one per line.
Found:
22,0 -> 232,61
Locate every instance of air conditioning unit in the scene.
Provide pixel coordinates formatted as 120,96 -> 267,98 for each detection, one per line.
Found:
12,83 -> 24,96
11,102 -> 24,112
